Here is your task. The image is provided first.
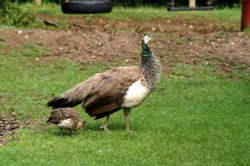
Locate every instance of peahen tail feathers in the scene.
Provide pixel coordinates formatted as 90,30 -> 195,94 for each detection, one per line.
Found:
47,97 -> 82,109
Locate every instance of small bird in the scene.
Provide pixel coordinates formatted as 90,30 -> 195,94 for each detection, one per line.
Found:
47,35 -> 160,132
47,108 -> 85,134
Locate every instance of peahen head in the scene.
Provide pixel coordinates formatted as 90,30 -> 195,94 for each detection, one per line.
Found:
143,35 -> 152,44
141,35 -> 152,57
76,121 -> 86,129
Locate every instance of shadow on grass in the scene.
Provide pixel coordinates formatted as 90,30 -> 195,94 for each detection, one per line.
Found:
42,120 -> 128,137
85,121 -> 128,132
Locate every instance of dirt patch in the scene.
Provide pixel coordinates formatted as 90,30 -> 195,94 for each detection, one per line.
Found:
0,15 -> 249,74
0,112 -> 19,146
0,112 -> 33,147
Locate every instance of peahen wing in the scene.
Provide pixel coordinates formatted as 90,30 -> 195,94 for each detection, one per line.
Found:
83,66 -> 144,119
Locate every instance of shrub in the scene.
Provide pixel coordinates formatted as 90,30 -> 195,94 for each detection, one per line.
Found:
0,0 -> 36,27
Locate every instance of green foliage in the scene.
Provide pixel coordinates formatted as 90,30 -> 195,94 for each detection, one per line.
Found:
33,4 -> 241,22
244,27 -> 250,33
0,0 -> 242,8
110,0 -> 241,7
0,1 -> 35,27
110,0 -> 166,7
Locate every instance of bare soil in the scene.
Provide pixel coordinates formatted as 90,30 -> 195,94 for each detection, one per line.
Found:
0,113 -> 19,146
0,15 -> 249,74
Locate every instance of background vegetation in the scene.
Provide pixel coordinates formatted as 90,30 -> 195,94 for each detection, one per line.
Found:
111,0 -> 241,8
0,0 -> 243,8
0,1 -> 35,27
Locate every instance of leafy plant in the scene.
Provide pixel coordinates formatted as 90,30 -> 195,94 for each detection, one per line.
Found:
0,0 -> 36,27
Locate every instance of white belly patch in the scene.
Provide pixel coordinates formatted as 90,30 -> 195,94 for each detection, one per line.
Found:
57,119 -> 73,129
122,79 -> 150,108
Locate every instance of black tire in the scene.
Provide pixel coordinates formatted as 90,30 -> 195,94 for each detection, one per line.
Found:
61,1 -> 113,14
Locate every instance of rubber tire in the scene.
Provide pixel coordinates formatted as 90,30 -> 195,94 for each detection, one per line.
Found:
61,1 -> 113,14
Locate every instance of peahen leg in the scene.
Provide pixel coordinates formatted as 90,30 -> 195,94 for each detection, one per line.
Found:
69,129 -> 73,136
100,115 -> 110,131
123,108 -> 131,132
60,128 -> 64,135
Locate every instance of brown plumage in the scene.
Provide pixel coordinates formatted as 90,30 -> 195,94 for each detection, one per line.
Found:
47,35 -> 161,132
47,108 -> 85,134
48,66 -> 143,118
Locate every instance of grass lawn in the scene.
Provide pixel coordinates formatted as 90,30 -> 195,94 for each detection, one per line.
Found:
34,3 -> 241,20
0,39 -> 249,166
0,6 -> 250,166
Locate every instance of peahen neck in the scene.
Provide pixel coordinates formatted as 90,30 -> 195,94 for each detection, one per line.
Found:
141,42 -> 161,90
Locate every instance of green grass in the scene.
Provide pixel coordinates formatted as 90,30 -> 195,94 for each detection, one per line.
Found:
0,39 -> 249,165
106,7 -> 241,21
244,27 -> 250,33
33,5 -> 241,31
33,4 -> 241,21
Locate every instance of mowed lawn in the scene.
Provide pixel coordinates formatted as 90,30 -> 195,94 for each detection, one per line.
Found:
0,7 -> 250,166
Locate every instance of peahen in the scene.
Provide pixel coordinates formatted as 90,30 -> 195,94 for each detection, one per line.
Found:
47,35 -> 160,132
